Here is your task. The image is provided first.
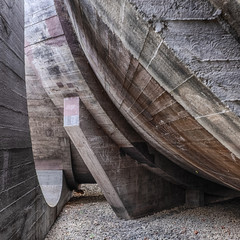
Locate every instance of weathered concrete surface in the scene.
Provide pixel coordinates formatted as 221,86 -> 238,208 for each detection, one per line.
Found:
2,0 -> 239,238
209,0 -> 240,40
0,1 -> 71,239
55,0 -> 235,193
23,0 -> 240,222
25,57 -> 94,189
25,0 -> 95,189
25,0 -> 207,191
129,0 -> 240,117
64,97 -> 185,219
62,0 -> 240,191
26,58 -> 76,189
25,0 -> 188,215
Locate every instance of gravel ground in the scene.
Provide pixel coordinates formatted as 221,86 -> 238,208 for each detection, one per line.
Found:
45,184 -> 240,240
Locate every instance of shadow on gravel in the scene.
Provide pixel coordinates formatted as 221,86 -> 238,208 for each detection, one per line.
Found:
69,195 -> 106,205
206,197 -> 240,218
67,186 -> 106,205
143,197 -> 240,221
46,187 -> 240,240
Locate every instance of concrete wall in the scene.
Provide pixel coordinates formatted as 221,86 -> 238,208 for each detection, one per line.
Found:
1,0 -> 239,237
25,0 -> 187,219
25,0 -> 240,221
63,0 -> 240,191
24,0 -> 95,188
0,1 -> 71,239
129,0 -> 240,117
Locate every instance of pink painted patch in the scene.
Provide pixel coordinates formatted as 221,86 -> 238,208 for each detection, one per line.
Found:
45,16 -> 64,38
64,97 -> 79,117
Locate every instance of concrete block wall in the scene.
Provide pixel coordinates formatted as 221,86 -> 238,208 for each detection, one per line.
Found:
0,1 -> 71,239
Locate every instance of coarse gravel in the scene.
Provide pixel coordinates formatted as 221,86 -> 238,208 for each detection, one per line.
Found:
45,184 -> 240,240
